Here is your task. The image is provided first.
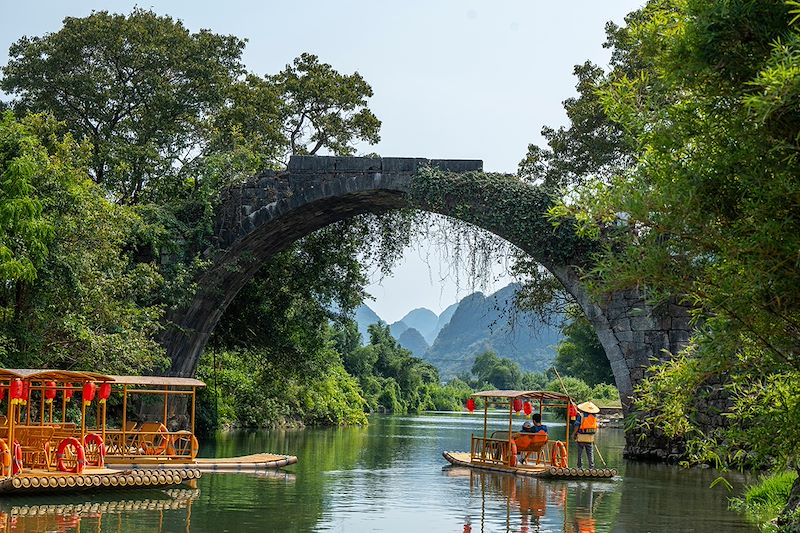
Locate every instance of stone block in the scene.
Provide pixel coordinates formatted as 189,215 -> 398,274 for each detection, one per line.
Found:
287,155 -> 335,173
611,317 -> 631,332
614,330 -> 634,343
629,315 -> 652,331
430,159 -> 483,172
382,157 -> 424,172
332,156 -> 382,173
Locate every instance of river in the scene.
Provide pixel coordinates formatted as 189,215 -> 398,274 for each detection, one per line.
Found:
0,412 -> 757,532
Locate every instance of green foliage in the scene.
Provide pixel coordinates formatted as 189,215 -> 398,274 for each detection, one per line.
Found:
0,111 -> 54,284
1,9 -> 246,204
555,306 -> 615,386
0,112 -> 167,373
544,0 -> 800,517
471,351 -> 523,390
196,347 -> 367,430
271,53 -> 381,158
546,376 -> 592,404
730,471 -> 799,532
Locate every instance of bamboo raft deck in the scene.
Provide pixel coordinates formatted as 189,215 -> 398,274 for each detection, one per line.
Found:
107,453 -> 298,472
442,451 -> 617,479
0,468 -> 200,495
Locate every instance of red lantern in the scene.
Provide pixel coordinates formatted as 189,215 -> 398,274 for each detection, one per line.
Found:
64,383 -> 74,402
98,382 -> 112,404
568,402 -> 578,422
44,381 -> 57,404
466,398 -> 475,413
0,386 -> 5,401
9,379 -> 23,404
513,398 -> 522,413
20,381 -> 29,405
82,382 -> 96,406
523,401 -> 532,416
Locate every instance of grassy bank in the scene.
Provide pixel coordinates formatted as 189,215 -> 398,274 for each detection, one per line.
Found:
730,471 -> 799,532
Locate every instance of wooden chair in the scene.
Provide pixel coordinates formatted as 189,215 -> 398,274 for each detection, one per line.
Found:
14,425 -> 55,470
137,422 -> 173,456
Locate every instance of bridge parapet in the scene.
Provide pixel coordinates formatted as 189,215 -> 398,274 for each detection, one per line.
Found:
286,155 -> 483,174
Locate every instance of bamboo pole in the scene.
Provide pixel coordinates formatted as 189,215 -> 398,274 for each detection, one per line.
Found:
121,385 -> 128,457
190,388 -> 196,436
507,399 -> 513,465
163,386 -> 169,427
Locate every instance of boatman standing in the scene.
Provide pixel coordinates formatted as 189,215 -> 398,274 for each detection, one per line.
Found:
571,401 -> 599,469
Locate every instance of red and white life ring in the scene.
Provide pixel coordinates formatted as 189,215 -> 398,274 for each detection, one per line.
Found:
11,441 -> 22,476
0,439 -> 11,477
56,437 -> 85,474
83,433 -> 105,467
550,441 -> 568,468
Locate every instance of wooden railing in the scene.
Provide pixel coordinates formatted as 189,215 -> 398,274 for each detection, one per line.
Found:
470,435 -> 513,465
104,427 -> 198,462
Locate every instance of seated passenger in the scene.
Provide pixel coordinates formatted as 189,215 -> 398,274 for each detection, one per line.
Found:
525,413 -> 547,433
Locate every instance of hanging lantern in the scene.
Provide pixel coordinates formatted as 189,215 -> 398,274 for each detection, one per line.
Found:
44,381 -> 57,404
82,382 -> 96,406
466,398 -> 475,413
0,386 -> 5,401
523,401 -> 532,416
513,398 -> 523,413
20,381 -> 29,405
64,383 -> 74,402
9,380 -> 23,405
568,402 -> 578,422
98,382 -> 112,404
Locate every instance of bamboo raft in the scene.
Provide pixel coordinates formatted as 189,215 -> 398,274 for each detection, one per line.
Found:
443,451 -> 617,479
107,453 -> 297,472
0,468 -> 201,495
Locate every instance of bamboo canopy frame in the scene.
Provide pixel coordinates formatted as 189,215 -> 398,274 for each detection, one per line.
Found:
0,369 -> 206,470
469,390 -> 572,467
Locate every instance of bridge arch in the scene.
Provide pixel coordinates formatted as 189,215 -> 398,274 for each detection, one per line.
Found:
163,155 -> 691,429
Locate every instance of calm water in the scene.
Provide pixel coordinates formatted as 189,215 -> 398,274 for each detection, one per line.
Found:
0,412 -> 756,532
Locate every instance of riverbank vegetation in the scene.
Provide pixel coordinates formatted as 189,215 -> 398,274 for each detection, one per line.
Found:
540,0 -> 800,525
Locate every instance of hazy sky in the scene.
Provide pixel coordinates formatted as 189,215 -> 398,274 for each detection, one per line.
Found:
0,1 -> 644,323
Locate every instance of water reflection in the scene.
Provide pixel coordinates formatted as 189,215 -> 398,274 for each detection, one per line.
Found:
446,467 -> 618,533
0,488 -> 199,532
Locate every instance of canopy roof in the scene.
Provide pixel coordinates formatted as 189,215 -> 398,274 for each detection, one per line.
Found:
0,369 -> 205,387
471,390 -> 571,401
0,369 -> 113,382
108,375 -> 206,388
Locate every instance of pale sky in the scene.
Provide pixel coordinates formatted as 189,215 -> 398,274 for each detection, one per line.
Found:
0,1 -> 644,323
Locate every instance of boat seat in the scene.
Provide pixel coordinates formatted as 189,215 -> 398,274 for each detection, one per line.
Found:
513,432 -> 549,465
513,432 -> 548,452
14,425 -> 55,470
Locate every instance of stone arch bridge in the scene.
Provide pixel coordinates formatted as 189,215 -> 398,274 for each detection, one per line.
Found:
163,155 -> 691,455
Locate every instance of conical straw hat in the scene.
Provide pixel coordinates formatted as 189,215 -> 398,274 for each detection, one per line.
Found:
577,401 -> 599,414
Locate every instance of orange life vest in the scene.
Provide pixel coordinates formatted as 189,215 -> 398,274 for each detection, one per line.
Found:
578,414 -> 597,434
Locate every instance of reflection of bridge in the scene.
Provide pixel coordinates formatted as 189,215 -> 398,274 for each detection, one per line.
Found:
0,488 -> 199,532
163,155 -> 693,457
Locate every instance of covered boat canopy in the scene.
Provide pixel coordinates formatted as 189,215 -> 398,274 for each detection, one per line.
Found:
107,376 -> 205,388
0,369 -> 113,382
471,390 -> 571,402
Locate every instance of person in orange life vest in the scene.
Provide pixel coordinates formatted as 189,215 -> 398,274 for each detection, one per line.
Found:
571,401 -> 599,469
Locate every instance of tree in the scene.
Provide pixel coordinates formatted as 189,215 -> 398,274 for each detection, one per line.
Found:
554,307 -> 614,386
471,351 -> 523,390
1,9 -> 246,204
0,112 -> 167,373
270,53 -> 381,159
0,111 -> 53,286
549,0 -> 800,522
